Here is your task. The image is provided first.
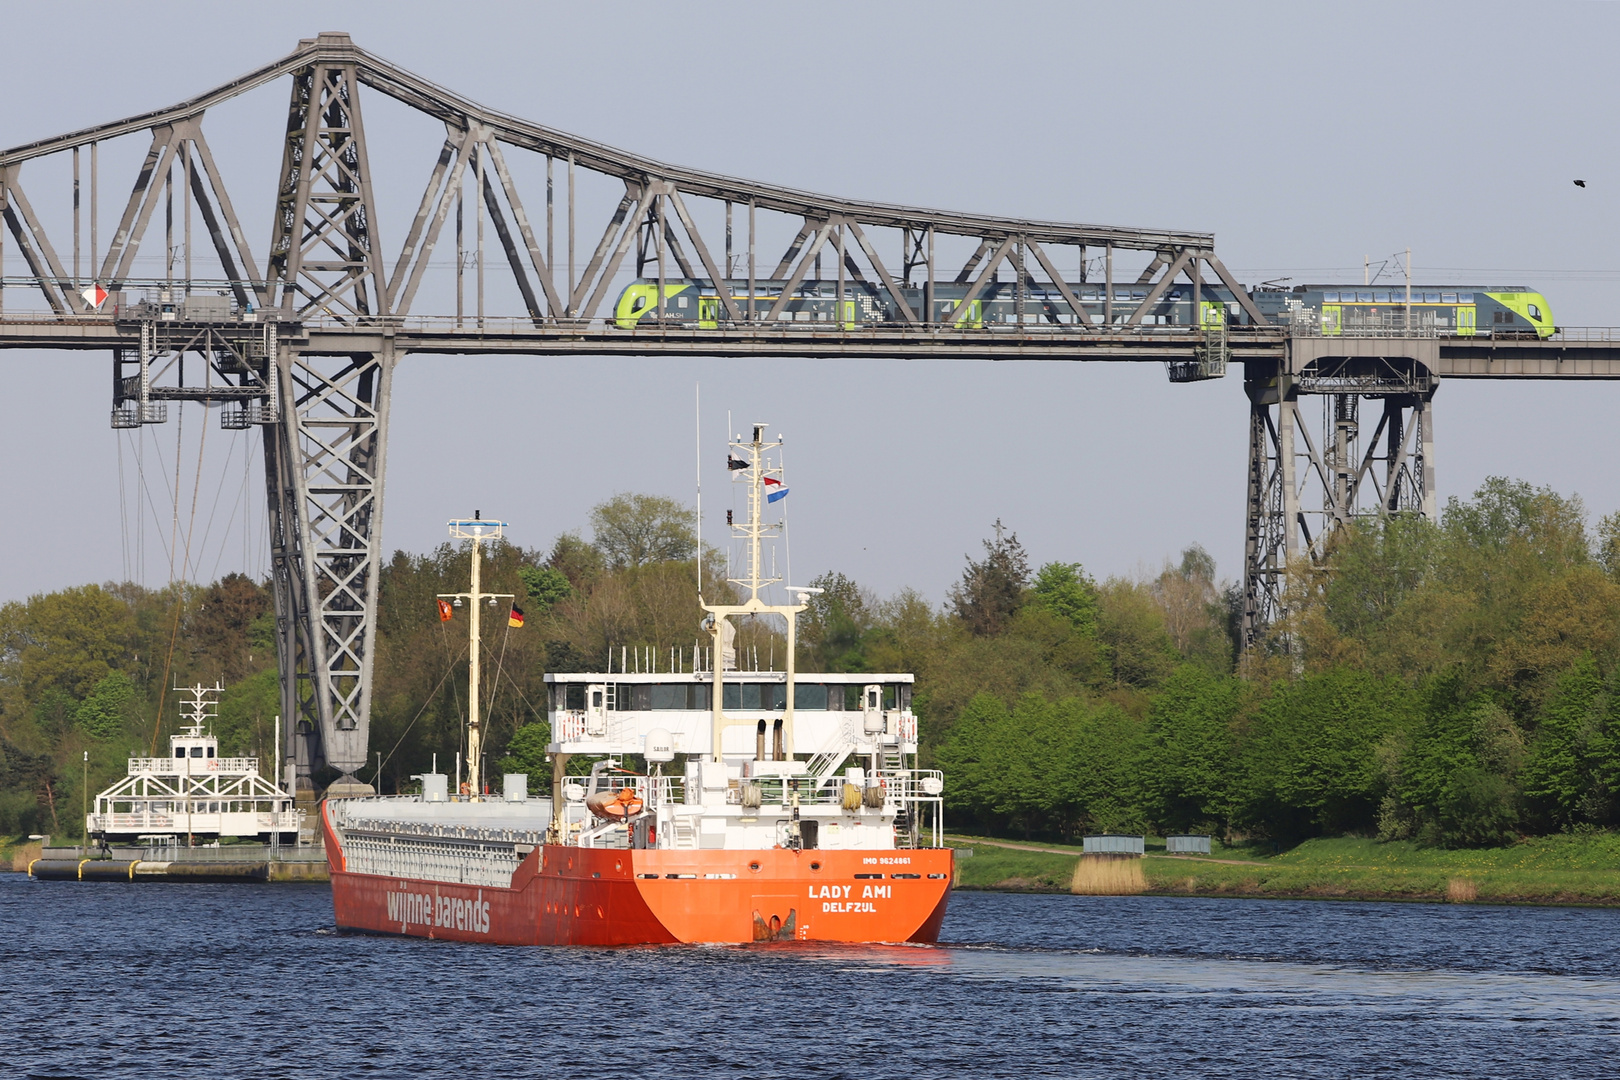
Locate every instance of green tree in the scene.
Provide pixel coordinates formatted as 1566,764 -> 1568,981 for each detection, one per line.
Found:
1096,579 -> 1177,689
1030,562 -> 1100,636
518,566 -> 574,613
934,693 -> 1008,826
799,572 -> 873,671
949,520 -> 1029,637
75,671 -> 137,739
590,493 -> 696,570
1520,654 -> 1607,829
497,722 -> 553,777
1138,665 -> 1241,832
1236,667 -> 1418,840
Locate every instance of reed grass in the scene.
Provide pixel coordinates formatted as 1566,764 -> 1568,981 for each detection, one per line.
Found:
1070,853 -> 1146,896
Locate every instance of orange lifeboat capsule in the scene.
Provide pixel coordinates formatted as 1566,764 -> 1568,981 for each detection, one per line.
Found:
585,787 -> 645,821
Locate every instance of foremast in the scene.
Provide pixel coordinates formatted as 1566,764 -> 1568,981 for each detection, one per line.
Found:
702,423 -> 810,763
440,513 -> 513,801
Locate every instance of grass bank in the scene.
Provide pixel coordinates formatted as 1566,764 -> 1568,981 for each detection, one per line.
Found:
947,832 -> 1620,905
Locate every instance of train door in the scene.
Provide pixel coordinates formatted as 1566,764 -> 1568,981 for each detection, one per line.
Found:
698,297 -> 719,329
1457,306 -> 1476,336
951,299 -> 983,329
841,300 -> 856,329
1320,304 -> 1342,336
1199,301 -> 1225,328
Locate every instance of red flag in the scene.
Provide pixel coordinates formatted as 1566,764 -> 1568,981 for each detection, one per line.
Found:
437,599 -> 453,622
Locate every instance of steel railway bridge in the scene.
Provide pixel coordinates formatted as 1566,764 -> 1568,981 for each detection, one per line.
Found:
3,32 -> 1617,796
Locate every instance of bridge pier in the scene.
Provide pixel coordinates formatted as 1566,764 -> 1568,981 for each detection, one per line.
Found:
1240,339 -> 1439,650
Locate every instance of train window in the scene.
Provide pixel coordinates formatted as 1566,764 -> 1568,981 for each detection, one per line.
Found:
1458,293 -> 1473,303
677,295 -> 689,309
631,296 -> 647,312
1323,291 -> 1339,302
1441,292 -> 1458,304
1356,291 -> 1373,303
1374,291 -> 1390,303
1529,303 -> 1542,320
1424,292 -> 1440,303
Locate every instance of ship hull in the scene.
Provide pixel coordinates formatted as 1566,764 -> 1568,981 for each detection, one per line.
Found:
324,807 -> 952,946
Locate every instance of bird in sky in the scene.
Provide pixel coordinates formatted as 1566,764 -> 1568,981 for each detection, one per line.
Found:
1574,179 -> 1587,188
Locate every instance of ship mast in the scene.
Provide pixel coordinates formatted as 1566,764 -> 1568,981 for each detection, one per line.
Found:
702,424 -> 806,763
440,513 -> 512,801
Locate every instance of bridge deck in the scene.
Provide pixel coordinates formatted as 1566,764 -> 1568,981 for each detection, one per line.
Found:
5,316 -> 1620,374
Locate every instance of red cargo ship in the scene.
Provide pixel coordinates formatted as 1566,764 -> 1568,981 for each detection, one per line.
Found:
325,424 -> 951,944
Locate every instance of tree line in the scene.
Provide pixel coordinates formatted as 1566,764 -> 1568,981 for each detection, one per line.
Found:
5,479 -> 1620,849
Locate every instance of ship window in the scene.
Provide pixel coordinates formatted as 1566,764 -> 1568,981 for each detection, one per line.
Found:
565,684 -> 585,710
207,747 -> 215,758
794,683 -> 828,710
190,746 -> 204,758
650,684 -> 686,710
591,690 -> 603,709
768,684 -> 787,710
175,748 -> 186,758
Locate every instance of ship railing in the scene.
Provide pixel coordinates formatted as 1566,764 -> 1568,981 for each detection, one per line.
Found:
729,768 -> 943,809
127,756 -> 260,775
557,710 -> 590,742
93,813 -> 176,830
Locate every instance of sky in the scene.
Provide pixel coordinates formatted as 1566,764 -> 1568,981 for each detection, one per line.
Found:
2,1 -> 1618,607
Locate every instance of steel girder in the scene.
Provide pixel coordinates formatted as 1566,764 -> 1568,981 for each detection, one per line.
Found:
0,33 -> 1265,335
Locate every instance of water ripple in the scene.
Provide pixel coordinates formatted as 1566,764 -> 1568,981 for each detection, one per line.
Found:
4,877 -> 1618,1078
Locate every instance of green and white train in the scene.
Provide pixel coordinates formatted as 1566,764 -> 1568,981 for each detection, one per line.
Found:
613,278 -> 1556,338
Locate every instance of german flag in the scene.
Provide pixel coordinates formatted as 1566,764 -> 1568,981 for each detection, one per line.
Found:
437,598 -> 453,622
508,604 -> 525,629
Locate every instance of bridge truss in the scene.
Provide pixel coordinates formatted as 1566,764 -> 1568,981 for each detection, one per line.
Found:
3,32 -> 1619,789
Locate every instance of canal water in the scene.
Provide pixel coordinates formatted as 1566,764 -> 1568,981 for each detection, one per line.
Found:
3,875 -> 1616,1077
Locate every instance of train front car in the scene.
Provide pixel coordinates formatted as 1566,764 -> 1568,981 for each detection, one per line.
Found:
1481,290 -> 1555,338
1252,285 -> 1554,339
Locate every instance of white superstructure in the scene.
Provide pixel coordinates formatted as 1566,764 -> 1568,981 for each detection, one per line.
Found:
541,423 -> 941,853
87,682 -> 302,844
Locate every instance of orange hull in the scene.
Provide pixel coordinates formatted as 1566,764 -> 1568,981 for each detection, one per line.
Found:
324,806 -> 952,946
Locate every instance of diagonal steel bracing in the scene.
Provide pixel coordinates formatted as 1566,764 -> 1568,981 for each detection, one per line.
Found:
267,346 -> 394,784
